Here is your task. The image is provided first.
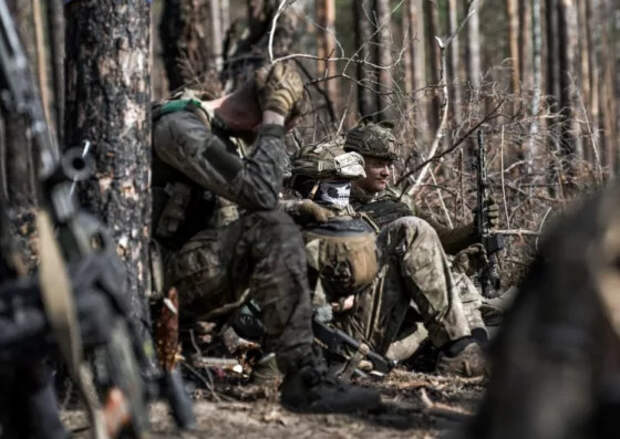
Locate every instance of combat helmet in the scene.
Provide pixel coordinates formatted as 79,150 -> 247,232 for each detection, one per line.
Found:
292,139 -> 366,181
343,121 -> 397,161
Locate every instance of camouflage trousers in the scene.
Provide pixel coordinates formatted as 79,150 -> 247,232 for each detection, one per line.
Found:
335,216 -> 484,354
166,210 -> 314,373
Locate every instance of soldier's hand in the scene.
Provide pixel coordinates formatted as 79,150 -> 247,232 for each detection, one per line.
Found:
255,61 -> 305,118
454,244 -> 488,276
486,198 -> 500,229
298,199 -> 335,223
474,197 -> 500,230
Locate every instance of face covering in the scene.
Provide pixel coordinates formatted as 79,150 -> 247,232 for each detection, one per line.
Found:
314,181 -> 351,209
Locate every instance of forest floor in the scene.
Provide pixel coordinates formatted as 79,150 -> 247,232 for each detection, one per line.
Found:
62,368 -> 485,438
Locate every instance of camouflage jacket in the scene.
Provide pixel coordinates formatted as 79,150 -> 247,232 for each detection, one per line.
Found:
350,185 -> 477,254
152,98 -> 288,248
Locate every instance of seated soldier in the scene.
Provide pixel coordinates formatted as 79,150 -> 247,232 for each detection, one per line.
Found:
154,62 -> 380,413
344,122 -> 499,255
286,142 -> 487,377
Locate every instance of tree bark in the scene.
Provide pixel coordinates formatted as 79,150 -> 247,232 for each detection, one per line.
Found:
1,0 -> 38,271
519,0 -> 533,92
424,0 -> 440,135
599,0 -> 618,173
409,0 -> 427,143
159,0 -> 211,91
209,0 -> 223,71
46,0 -> 65,146
316,0 -> 339,115
353,0 -> 377,120
556,0 -> 581,185
375,0 -> 393,122
448,0 -> 462,126
529,0 -> 543,171
65,0 -> 152,330
507,0 -> 521,95
465,0 -> 482,89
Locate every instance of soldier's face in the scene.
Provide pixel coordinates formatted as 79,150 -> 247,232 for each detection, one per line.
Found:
357,156 -> 392,193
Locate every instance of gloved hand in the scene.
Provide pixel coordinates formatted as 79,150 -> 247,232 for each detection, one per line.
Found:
475,197 -> 500,230
297,199 -> 335,223
255,61 -> 305,118
453,243 -> 488,276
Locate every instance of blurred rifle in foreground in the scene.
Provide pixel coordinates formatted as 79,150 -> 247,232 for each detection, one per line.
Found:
0,0 -> 194,436
475,129 -> 503,298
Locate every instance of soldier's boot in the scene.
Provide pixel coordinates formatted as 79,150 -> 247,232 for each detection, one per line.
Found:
280,364 -> 381,413
436,338 -> 487,377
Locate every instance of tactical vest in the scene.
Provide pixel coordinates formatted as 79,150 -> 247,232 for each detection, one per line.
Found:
354,199 -> 414,229
151,90 -> 241,249
303,216 -> 379,301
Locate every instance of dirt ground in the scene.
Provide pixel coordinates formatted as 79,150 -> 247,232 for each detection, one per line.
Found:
62,369 -> 485,438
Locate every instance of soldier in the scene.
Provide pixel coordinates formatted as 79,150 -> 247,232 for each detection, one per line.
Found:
152,62 -> 380,413
0,242 -> 127,438
287,142 -> 487,377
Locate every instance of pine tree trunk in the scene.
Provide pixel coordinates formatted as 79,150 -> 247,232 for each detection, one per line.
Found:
64,0 -> 152,329
424,0 -> 440,134
448,0 -> 462,126
599,0 -> 618,173
520,0 -> 533,93
353,0 -> 377,120
46,0 -> 64,146
507,0 -> 521,95
316,0 -> 339,115
529,0 -> 543,172
375,0 -> 393,122
159,0 -> 211,91
1,0 -> 38,271
466,0 -> 482,89
409,0 -> 427,143
557,0 -> 581,180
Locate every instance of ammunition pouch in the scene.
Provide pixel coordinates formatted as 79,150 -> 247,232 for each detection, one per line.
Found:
303,217 -> 378,300
155,182 -> 192,239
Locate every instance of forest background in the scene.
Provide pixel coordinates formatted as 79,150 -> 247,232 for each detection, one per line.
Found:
0,0 -> 619,326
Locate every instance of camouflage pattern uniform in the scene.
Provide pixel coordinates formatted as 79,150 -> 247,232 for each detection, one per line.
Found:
152,97 -> 314,373
288,143 -> 479,358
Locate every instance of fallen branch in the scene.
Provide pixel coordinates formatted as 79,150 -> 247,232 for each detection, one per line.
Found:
419,388 -> 473,420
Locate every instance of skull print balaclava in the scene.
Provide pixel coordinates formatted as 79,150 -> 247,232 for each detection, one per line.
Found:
314,181 -> 351,209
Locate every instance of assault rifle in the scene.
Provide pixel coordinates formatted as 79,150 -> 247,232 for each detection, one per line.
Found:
476,129 -> 504,298
312,319 -> 397,376
0,1 -> 194,436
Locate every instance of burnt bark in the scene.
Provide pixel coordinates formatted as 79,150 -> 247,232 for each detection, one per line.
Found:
64,0 -> 151,329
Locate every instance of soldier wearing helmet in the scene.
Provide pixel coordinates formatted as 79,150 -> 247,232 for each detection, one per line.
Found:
152,63 -> 380,414
345,122 -> 500,254
286,140 -> 488,378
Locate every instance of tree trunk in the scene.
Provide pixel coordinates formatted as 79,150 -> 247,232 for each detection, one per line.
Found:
353,0 -> 377,120
316,0 -> 339,115
220,0 -> 230,39
159,0 -> 211,91
409,0 -> 427,142
599,0 -> 618,174
529,0 -> 543,172
507,0 -> 521,95
424,0 -> 440,134
375,0 -> 393,122
46,0 -> 64,146
556,0 -> 581,186
465,0 -> 482,89
448,0 -> 462,127
519,0 -> 533,93
1,0 -> 38,271
209,0 -> 223,71
402,5 -> 413,98
65,0 -> 152,331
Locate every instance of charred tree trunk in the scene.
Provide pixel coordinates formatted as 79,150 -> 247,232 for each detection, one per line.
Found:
0,0 -> 39,271
354,0 -> 377,120
64,0 -> 152,331
46,0 -> 64,146
375,0 -> 393,122
159,0 -> 211,91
